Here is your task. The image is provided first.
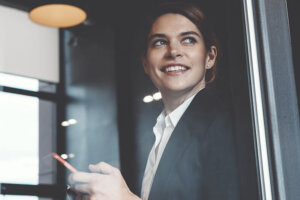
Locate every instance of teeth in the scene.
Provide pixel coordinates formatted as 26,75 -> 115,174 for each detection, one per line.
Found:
165,66 -> 187,72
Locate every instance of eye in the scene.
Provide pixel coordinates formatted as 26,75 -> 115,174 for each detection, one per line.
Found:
182,37 -> 197,44
152,39 -> 167,47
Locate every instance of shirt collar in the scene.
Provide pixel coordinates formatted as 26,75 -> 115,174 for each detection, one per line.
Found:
155,87 -> 204,128
167,92 -> 196,127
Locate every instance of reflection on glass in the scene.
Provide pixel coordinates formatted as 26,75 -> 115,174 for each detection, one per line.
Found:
143,95 -> 153,103
152,92 -> 162,101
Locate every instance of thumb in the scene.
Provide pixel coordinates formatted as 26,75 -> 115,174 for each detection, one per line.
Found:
89,162 -> 117,175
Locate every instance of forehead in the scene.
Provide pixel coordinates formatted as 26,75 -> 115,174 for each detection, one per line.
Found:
150,13 -> 200,35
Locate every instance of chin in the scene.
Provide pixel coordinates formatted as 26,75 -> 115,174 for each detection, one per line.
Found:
160,87 -> 192,95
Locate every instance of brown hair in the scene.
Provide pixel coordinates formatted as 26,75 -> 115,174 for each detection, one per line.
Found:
140,2 -> 220,83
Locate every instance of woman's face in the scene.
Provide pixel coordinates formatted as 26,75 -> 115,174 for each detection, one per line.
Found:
143,13 -> 216,97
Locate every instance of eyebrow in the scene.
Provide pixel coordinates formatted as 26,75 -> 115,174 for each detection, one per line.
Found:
148,31 -> 201,42
147,33 -> 166,42
181,31 -> 201,38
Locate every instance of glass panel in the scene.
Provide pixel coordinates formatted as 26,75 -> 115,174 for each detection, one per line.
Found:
0,92 -> 38,184
0,92 -> 38,200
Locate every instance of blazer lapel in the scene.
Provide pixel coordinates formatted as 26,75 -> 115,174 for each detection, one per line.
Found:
149,120 -> 191,199
148,88 -> 219,199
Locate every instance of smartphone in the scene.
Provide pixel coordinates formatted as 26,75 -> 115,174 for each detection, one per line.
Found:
51,152 -> 77,173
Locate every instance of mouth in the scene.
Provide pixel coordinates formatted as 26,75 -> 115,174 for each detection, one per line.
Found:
161,64 -> 190,73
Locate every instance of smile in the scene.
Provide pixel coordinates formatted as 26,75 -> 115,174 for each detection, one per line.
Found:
161,65 -> 190,72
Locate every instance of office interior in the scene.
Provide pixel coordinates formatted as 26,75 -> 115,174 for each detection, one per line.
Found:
0,0 -> 299,199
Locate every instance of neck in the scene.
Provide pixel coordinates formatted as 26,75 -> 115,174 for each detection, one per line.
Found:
162,86 -> 204,115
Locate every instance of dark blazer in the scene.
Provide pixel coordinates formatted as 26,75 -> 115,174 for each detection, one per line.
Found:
143,88 -> 240,200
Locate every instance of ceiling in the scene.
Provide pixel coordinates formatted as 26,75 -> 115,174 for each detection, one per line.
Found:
0,0 -> 162,27
0,0 -> 226,26
0,0 -> 228,43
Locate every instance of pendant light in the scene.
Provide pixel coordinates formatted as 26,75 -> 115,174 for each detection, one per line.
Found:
29,4 -> 87,28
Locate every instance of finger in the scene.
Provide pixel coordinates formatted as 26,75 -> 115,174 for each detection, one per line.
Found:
73,183 -> 91,194
75,193 -> 90,200
75,194 -> 81,200
74,183 -> 104,196
69,171 -> 104,184
89,162 -> 118,175
82,195 -> 91,200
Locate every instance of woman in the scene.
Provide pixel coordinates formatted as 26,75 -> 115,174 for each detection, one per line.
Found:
69,2 -> 240,200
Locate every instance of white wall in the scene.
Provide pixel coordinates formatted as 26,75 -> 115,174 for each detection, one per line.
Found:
0,5 -> 59,83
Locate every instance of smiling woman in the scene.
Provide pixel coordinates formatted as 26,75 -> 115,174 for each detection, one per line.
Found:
138,3 -> 239,199
69,2 -> 240,200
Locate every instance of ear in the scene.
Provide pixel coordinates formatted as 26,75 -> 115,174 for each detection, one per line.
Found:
206,45 -> 217,69
142,56 -> 149,74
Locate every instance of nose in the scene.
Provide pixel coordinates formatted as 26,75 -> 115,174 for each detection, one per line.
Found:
167,41 -> 182,59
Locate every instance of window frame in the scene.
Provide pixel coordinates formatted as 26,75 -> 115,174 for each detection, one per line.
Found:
242,0 -> 300,199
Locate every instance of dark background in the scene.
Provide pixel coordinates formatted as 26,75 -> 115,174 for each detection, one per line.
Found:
0,0 -> 267,199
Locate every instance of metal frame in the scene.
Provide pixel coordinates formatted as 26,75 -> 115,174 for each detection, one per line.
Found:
243,0 -> 300,199
0,86 -> 58,102
243,0 -> 273,199
1,183 -> 66,198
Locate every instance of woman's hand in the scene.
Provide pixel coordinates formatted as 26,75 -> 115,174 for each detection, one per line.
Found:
69,162 -> 141,200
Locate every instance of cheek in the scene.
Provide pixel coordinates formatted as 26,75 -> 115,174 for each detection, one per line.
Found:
144,61 -> 158,81
146,49 -> 164,67
189,49 -> 208,66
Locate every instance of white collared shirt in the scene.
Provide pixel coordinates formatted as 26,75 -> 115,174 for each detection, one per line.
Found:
141,90 -> 201,200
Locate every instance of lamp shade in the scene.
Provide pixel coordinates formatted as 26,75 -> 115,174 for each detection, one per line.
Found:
29,4 -> 87,28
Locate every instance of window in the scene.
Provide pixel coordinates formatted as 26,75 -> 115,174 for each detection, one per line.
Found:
0,73 -> 57,199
